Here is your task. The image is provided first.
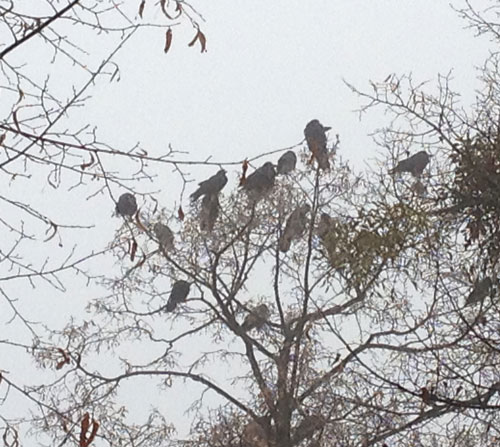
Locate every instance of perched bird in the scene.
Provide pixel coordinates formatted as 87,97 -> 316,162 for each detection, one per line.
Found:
276,150 -> 297,175
242,304 -> 270,331
389,151 -> 430,177
279,204 -> 311,252
465,277 -> 492,306
242,162 -> 276,195
304,119 -> 331,170
165,280 -> 191,312
315,213 -> 351,270
200,193 -> 219,232
190,169 -> 227,202
116,193 -> 137,217
292,415 -> 325,444
316,213 -> 333,239
154,222 -> 174,251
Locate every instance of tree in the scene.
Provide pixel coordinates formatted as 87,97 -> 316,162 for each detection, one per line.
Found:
2,2 -> 500,447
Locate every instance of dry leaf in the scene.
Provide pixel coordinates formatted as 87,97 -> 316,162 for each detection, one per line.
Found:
79,413 -> 99,447
130,240 -> 138,262
135,211 -> 148,232
239,159 -> 249,185
80,153 -> 95,170
138,0 -> 145,18
160,0 -> 175,19
164,28 -> 173,53
188,29 -> 207,53
13,109 -> 20,131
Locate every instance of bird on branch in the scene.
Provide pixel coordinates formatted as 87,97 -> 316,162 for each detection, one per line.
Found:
304,119 -> 331,171
190,169 -> 227,202
389,151 -> 430,177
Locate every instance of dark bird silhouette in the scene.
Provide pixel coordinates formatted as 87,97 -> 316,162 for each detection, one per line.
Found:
389,151 -> 430,177
200,193 -> 219,232
242,304 -> 270,331
190,169 -> 227,202
304,119 -> 331,170
242,162 -> 276,195
316,213 -> 333,239
165,280 -> 191,312
279,204 -> 311,252
116,193 -> 137,217
154,222 -> 174,251
465,277 -> 492,306
277,150 -> 297,175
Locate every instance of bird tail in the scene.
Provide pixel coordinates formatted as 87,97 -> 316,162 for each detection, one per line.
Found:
279,234 -> 291,252
165,299 -> 177,312
190,189 -> 201,201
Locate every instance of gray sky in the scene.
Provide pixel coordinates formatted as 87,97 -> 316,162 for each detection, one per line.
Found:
1,0 -> 495,440
84,1 -> 490,172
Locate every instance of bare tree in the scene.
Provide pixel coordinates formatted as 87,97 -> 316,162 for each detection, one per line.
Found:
3,2 -> 500,447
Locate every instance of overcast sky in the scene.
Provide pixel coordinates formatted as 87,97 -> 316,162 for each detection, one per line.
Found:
1,0 -> 495,440
83,1 -> 491,171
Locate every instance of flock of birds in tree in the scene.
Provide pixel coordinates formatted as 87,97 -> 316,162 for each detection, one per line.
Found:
114,120 -> 488,326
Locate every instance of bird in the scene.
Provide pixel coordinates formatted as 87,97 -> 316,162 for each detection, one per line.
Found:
276,150 -> 297,175
190,169 -> 227,202
242,304 -> 270,331
389,151 -> 430,177
154,222 -> 174,251
165,280 -> 191,312
304,119 -> 331,170
242,162 -> 276,195
279,204 -> 311,252
115,193 -> 137,217
200,193 -> 219,232
465,277 -> 492,306
316,213 -> 333,239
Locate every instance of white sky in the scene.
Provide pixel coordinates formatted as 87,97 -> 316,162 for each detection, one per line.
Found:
1,0 -> 495,440
85,1 -> 491,172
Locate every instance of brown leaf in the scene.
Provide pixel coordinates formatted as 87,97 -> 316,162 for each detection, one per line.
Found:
239,159 -> 249,186
56,359 -> 67,370
138,0 -> 145,18
56,348 -> 70,370
79,413 -> 99,447
87,420 -> 99,447
188,29 -> 207,53
178,205 -> 185,221
197,30 -> 207,52
135,211 -> 148,232
130,240 -> 138,262
13,109 -> 20,131
80,153 -> 95,170
79,413 -> 90,447
164,28 -> 173,53
160,0 -> 175,19
188,30 -> 199,47
0,134 -> 5,146
16,88 -> 24,104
